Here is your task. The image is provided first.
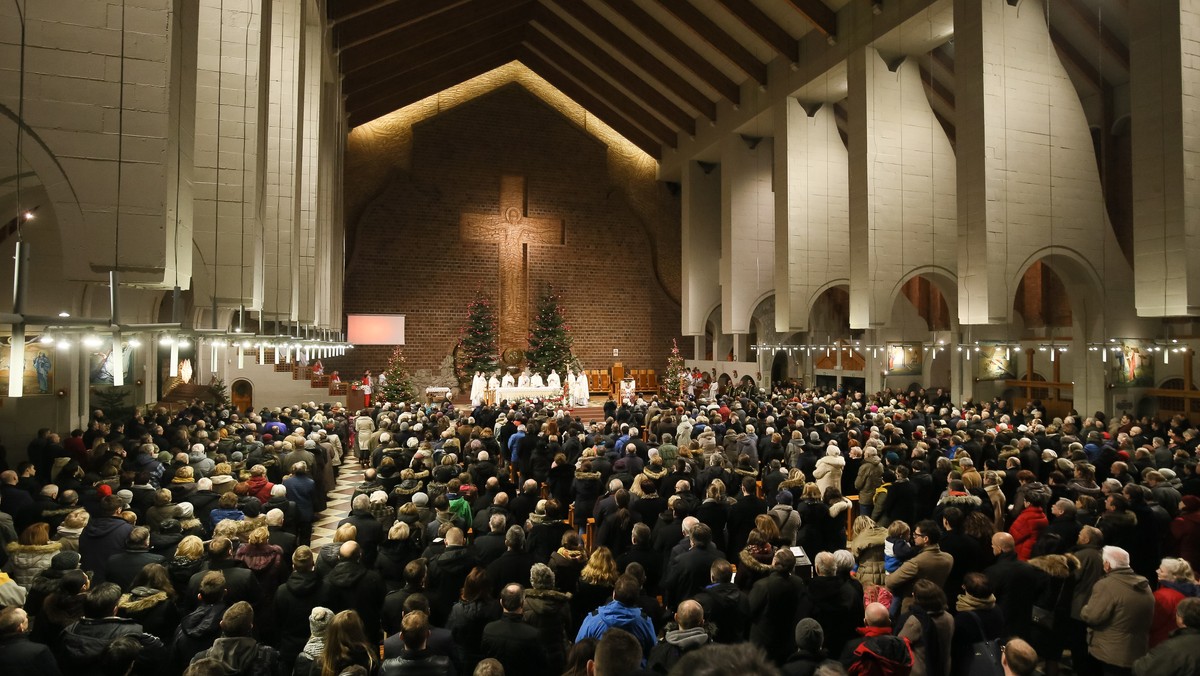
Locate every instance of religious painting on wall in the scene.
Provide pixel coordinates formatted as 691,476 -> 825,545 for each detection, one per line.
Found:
976,343 -> 1017,381
89,347 -> 134,385
0,343 -> 55,394
886,342 -> 924,376
1110,339 -> 1154,387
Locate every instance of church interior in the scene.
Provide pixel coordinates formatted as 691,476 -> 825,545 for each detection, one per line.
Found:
0,0 -> 1194,445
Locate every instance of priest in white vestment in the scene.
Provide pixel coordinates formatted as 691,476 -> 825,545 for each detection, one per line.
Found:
547,370 -> 561,390
576,370 -> 590,406
502,371 -> 516,388
470,372 -> 486,406
518,370 -> 532,387
709,378 -> 719,400
488,372 -> 501,390
530,372 -> 545,388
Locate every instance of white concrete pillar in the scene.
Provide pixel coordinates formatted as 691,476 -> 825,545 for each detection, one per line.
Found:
773,98 -> 850,333
1130,0 -> 1200,316
693,335 -> 705,361
720,135 -> 774,336
262,0 -> 303,321
847,49 -> 956,330
682,161 -> 722,338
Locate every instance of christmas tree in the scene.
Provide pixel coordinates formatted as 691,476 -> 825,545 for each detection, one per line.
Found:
662,339 -> 687,400
378,347 -> 416,404
458,292 -> 499,377
526,286 -> 575,377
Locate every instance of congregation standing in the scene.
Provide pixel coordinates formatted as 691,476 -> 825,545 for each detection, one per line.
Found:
0,382 -> 1198,676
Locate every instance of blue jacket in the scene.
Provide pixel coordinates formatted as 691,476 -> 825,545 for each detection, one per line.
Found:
507,431 -> 525,462
575,600 -> 657,660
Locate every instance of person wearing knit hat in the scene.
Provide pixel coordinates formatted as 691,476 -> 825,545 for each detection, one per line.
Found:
295,606 -> 334,673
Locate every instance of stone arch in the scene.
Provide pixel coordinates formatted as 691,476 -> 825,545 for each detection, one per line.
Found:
1007,246 -> 1105,329
230,378 -> 253,413
806,279 -> 851,333
887,266 -> 959,331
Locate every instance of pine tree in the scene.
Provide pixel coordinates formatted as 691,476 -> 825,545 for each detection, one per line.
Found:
526,286 -> 575,377
459,292 -> 499,376
662,338 -> 687,399
378,347 -> 416,404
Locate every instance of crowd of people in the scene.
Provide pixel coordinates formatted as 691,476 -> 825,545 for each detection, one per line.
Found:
1,383 -> 1200,676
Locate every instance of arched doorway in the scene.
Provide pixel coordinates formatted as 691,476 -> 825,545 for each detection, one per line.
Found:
230,379 -> 253,413
771,350 -> 789,385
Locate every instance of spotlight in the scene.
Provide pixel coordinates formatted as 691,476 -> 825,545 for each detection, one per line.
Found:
82,335 -> 102,348
56,339 -> 71,350
39,334 -> 53,344
57,311 -> 70,318
128,338 -> 142,348
159,336 -> 174,346
178,338 -> 190,348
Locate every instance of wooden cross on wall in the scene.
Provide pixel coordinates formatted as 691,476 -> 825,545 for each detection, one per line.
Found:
460,175 -> 564,358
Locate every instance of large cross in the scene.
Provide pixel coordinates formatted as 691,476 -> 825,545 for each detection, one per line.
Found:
460,175 -> 564,358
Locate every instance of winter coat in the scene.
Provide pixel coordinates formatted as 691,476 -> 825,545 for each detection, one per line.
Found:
1150,580 -> 1200,647
4,541 -> 60,587
60,617 -> 164,676
769,504 -> 802,546
105,547 -> 165,592
77,515 -> 134,584
898,608 -> 953,676
524,588 -> 572,672
575,600 -> 657,658
446,598 -> 501,672
1133,627 -> 1200,676
1170,510 -> 1200,571
1010,506 -> 1049,560
271,570 -> 321,664
850,525 -> 889,587
480,613 -> 545,676
190,636 -> 283,676
317,561 -> 387,642
647,626 -> 711,674
170,602 -> 227,673
1026,554 -> 1078,658
886,545 -> 954,614
117,586 -> 179,644
748,570 -> 812,664
1080,566 -> 1156,668
0,632 -> 61,676
813,454 -> 845,496
855,457 -> 884,507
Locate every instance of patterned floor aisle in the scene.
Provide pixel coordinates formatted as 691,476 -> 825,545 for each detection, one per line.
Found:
312,458 -> 365,547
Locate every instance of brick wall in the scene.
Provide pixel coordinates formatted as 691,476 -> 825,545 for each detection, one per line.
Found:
328,84 -> 685,383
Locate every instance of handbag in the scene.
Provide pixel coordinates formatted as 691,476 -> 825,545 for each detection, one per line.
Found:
964,611 -> 1005,676
1031,578 -> 1066,630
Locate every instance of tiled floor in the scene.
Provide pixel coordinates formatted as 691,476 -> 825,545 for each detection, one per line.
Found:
312,458 -> 365,547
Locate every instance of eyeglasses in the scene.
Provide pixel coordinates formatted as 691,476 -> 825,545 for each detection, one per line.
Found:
914,532 -> 926,538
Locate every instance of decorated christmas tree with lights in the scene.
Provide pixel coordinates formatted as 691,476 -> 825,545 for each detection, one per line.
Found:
526,286 -> 575,377
662,338 -> 687,400
378,346 -> 416,404
459,292 -> 499,376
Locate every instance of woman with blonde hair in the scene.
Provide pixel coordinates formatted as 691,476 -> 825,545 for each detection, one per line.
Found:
572,546 -> 619,628
235,526 -> 285,593
849,514 -> 888,587
54,508 -> 90,551
167,534 -> 206,590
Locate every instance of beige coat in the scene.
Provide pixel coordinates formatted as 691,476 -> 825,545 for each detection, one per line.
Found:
850,524 -> 889,587
886,544 -> 954,614
813,454 -> 845,496
1080,566 -> 1155,668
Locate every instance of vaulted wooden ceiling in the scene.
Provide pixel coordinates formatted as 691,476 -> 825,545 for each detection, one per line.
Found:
331,0 -> 1130,161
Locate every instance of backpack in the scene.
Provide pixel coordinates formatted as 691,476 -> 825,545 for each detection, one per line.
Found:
848,635 -> 914,676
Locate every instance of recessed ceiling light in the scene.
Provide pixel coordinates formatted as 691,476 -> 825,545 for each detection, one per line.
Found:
58,311 -> 70,317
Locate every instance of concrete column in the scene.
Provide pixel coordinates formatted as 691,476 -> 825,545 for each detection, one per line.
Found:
1130,0 -> 1200,316
720,136 -> 774,336
865,332 -> 883,393
192,0 -> 269,317
262,0 -> 303,321
732,334 -> 748,362
693,335 -> 704,361
682,161 -> 722,337
774,98 -> 850,332
847,49 -> 956,330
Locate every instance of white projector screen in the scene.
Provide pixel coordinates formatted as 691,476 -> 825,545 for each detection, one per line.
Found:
347,314 -> 406,345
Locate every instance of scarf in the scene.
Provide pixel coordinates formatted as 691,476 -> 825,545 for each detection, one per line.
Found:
746,543 -> 774,563
172,476 -> 195,484
856,625 -> 893,638
908,606 -> 946,676
302,635 -> 325,660
955,593 -> 997,612
556,547 -> 587,562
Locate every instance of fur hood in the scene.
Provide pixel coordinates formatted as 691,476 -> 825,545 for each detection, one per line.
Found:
828,497 -> 853,518
525,587 -> 572,602
1029,553 -> 1080,579
779,477 -> 806,491
574,470 -> 601,481
117,587 -> 171,613
642,465 -> 668,480
6,542 -> 62,555
738,547 -> 774,574
817,455 -> 846,468
937,493 -> 983,508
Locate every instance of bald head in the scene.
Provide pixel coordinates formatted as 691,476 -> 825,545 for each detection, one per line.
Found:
445,528 -> 465,547
339,540 -> 360,561
992,532 -> 1015,554
681,516 -> 699,536
864,602 -> 891,627
675,600 -> 704,630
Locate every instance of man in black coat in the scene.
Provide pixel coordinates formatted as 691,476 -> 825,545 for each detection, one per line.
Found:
470,514 -> 507,567
105,526 -> 165,592
185,537 -> 262,612
508,479 -> 539,527
662,524 -> 725,609
984,532 -> 1045,641
693,559 -> 749,644
484,527 -> 534,596
379,610 -> 455,676
338,494 -> 384,567
317,541 -> 387,643
426,528 -> 477,626
58,582 -> 166,676
78,494 -> 134,584
182,478 -> 221,535
382,593 -> 454,661
748,548 -> 813,665
617,523 -> 663,595
481,584 -> 546,675
0,607 -> 62,676
726,477 -> 767,558
1044,498 -> 1083,553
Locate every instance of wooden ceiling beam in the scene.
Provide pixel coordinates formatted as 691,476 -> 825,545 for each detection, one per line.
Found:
517,47 -> 663,159
651,0 -> 766,84
716,0 -> 799,62
548,0 -> 716,120
344,26 -> 526,104
597,0 -> 742,103
524,31 -> 678,146
784,0 -> 837,39
531,6 -> 695,134
342,12 -> 529,95
334,0 -> 469,51
340,0 -> 532,74
347,48 -> 518,128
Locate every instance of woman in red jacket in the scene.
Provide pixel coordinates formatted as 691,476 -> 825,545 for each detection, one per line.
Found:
1009,494 -> 1049,561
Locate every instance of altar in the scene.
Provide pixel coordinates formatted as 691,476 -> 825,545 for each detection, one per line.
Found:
491,385 -> 561,404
